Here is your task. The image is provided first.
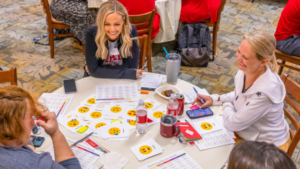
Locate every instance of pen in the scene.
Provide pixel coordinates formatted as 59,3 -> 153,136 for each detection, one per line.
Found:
141,61 -> 147,70
70,132 -> 94,147
193,87 -> 205,104
69,143 -> 100,157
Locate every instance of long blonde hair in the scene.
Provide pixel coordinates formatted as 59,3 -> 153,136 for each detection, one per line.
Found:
243,30 -> 278,72
95,0 -> 132,60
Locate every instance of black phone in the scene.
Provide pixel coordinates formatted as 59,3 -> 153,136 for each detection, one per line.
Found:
30,135 -> 36,142
32,136 -> 45,147
186,107 -> 214,119
63,79 -> 77,93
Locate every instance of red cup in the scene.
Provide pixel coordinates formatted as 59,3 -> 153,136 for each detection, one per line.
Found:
160,115 -> 180,138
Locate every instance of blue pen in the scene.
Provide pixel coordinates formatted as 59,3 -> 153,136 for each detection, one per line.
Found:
193,87 -> 205,104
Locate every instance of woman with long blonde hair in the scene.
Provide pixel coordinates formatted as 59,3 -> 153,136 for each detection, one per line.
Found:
84,0 -> 143,79
192,30 -> 290,152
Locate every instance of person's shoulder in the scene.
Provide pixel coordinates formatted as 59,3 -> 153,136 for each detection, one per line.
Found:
87,26 -> 98,35
130,25 -> 138,38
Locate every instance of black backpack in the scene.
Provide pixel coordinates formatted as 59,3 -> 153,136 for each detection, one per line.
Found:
178,23 -> 213,67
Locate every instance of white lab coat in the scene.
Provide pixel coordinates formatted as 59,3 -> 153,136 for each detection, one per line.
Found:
211,66 -> 290,147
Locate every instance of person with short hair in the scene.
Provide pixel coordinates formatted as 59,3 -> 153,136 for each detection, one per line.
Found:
227,141 -> 296,169
193,30 -> 290,151
84,0 -> 143,79
0,86 -> 81,169
275,0 -> 300,57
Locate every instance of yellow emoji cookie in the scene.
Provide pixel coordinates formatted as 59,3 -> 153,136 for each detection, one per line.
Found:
127,110 -> 136,117
67,119 -> 79,127
111,106 -> 122,113
144,102 -> 153,109
153,111 -> 164,118
108,127 -> 121,135
139,145 -> 152,155
201,122 -> 213,130
128,120 -> 136,126
90,111 -> 102,119
87,98 -> 95,104
95,122 -> 106,128
78,106 -> 90,113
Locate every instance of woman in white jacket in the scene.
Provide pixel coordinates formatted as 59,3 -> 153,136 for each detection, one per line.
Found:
193,30 -> 290,151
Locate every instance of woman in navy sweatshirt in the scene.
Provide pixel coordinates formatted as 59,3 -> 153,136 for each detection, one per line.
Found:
84,0 -> 143,79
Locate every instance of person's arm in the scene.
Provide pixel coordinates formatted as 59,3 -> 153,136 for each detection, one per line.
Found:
222,93 -> 272,131
210,91 -> 235,106
85,28 -> 137,79
37,112 -> 76,162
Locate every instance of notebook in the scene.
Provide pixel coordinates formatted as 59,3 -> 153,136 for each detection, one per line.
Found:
176,122 -> 202,140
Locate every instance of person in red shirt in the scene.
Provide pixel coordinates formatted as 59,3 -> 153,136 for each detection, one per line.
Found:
275,0 -> 300,57
117,0 -> 160,40
180,0 -> 221,23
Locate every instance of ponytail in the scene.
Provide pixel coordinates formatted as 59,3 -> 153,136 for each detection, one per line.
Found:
267,52 -> 278,72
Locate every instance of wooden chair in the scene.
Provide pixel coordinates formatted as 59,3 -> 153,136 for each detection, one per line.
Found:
0,67 -> 17,85
276,49 -> 300,75
138,35 -> 148,69
281,73 -> 300,157
129,10 -> 155,72
201,0 -> 227,60
40,0 -> 74,59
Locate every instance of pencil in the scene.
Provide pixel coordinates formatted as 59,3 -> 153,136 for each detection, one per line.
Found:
56,98 -> 68,118
70,132 -> 94,148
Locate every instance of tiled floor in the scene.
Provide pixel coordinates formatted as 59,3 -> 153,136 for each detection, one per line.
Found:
1,0 -> 300,167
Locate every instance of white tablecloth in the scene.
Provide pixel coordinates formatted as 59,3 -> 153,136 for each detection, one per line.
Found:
154,0 -> 181,43
36,73 -> 233,169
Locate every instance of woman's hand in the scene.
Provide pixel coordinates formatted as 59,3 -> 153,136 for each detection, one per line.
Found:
192,94 -> 213,108
136,69 -> 145,78
36,112 -> 61,138
85,65 -> 90,75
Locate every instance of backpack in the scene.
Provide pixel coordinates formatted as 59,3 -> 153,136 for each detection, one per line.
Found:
178,23 -> 212,67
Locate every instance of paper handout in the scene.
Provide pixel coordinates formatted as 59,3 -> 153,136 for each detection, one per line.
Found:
84,108 -> 106,122
130,138 -> 163,161
148,107 -> 166,123
192,117 -> 222,134
104,103 -> 128,119
144,98 -> 161,111
98,123 -> 129,140
59,114 -> 86,133
72,104 -> 94,118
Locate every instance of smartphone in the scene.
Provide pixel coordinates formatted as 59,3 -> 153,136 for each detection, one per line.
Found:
32,136 -> 45,147
63,79 -> 77,93
186,107 -> 214,119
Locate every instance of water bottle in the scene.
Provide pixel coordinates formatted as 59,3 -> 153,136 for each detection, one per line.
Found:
136,100 -> 147,134
167,93 -> 179,118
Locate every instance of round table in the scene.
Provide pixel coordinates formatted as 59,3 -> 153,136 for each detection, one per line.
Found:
37,73 -> 233,169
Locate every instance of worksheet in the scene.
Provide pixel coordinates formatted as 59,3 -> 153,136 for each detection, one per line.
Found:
38,93 -> 74,119
130,138 -> 163,161
98,123 -> 129,140
148,107 -> 166,123
191,117 -> 223,134
95,84 -> 139,101
104,103 -> 128,119
182,89 -> 209,104
45,138 -> 103,169
84,108 -> 106,122
72,104 -> 94,118
138,150 -> 202,169
59,114 -> 86,133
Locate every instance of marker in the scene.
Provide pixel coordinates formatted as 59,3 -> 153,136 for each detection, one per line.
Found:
56,98 -> 68,118
68,143 -> 100,157
193,87 -> 205,104
70,132 -> 94,148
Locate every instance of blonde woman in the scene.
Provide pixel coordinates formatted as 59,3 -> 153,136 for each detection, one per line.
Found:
84,0 -> 143,79
193,30 -> 290,151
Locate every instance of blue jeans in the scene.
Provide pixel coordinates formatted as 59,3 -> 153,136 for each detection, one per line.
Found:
276,35 -> 300,57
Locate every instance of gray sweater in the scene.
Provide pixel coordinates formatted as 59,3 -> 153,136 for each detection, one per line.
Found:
0,145 -> 81,169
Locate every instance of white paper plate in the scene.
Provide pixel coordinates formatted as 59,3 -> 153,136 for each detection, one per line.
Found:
155,85 -> 182,100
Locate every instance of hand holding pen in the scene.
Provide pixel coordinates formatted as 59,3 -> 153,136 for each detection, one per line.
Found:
192,87 -> 213,108
136,61 -> 147,78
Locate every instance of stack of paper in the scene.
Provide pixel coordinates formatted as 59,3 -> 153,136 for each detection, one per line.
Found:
182,88 -> 209,104
141,74 -> 163,91
130,138 -> 163,161
45,138 -> 103,169
103,102 -> 128,119
188,116 -> 235,150
38,93 -> 74,119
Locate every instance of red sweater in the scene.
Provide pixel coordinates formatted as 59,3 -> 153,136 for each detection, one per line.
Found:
275,0 -> 300,41
118,0 -> 160,40
180,0 -> 221,23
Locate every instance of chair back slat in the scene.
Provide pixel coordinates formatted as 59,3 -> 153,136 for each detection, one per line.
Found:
281,73 -> 300,157
0,67 -> 17,85
132,21 -> 150,28
129,10 -> 155,38
138,35 -> 148,69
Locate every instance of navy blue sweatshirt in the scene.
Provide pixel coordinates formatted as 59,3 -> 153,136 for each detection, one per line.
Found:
85,25 -> 139,79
